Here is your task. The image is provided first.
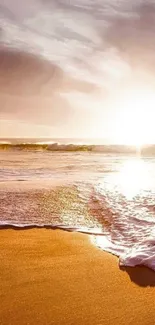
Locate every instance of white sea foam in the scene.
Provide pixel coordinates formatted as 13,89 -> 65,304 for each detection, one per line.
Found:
0,151 -> 155,270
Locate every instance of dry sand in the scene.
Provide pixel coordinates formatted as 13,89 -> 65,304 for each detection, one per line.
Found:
0,228 -> 155,325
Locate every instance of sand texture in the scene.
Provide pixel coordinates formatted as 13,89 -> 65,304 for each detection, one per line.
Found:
0,229 -> 155,325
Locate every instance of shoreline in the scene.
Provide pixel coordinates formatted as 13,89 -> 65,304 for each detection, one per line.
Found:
0,224 -> 106,236
0,229 -> 155,325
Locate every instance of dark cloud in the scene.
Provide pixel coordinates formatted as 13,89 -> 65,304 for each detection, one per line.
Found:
0,48 -> 98,96
105,1 -> 155,71
0,48 -> 98,127
0,49 -> 64,96
0,49 -> 72,126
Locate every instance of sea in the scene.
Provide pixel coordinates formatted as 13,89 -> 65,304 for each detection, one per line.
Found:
0,138 -> 155,271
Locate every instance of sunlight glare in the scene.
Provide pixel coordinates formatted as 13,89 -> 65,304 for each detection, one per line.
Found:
117,159 -> 150,199
98,158 -> 151,200
113,88 -> 155,146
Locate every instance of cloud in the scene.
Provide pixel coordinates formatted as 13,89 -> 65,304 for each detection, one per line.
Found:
1,0 -> 155,73
0,0 -> 155,137
105,1 -> 155,71
0,48 -> 100,129
0,49 -> 64,96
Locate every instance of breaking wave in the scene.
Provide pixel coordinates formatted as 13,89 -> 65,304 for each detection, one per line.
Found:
1,149 -> 155,271
1,142 -> 155,154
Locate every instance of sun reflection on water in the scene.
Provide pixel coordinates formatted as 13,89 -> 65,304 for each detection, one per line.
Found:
117,158 -> 150,199
94,157 -> 153,251
98,157 -> 151,200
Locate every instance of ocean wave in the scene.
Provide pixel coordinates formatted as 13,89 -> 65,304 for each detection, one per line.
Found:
1,219 -> 155,271
0,222 -> 103,234
1,142 -> 155,154
1,153 -> 155,271
0,142 -> 95,152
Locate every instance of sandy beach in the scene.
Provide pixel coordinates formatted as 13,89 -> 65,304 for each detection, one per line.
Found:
0,229 -> 155,325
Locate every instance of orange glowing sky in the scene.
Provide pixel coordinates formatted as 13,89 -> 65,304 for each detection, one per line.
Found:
0,0 -> 155,143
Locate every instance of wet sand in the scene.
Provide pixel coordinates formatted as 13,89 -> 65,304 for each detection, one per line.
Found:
0,179 -> 68,191
0,229 -> 155,325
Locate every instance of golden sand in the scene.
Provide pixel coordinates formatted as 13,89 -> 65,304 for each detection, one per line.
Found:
0,229 -> 155,325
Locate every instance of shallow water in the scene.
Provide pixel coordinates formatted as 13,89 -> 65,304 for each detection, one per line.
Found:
0,151 -> 155,270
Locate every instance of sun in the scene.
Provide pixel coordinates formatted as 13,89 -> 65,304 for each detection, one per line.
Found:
112,88 -> 155,146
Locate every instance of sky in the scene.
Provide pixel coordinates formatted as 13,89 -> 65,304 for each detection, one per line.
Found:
0,0 -> 155,141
